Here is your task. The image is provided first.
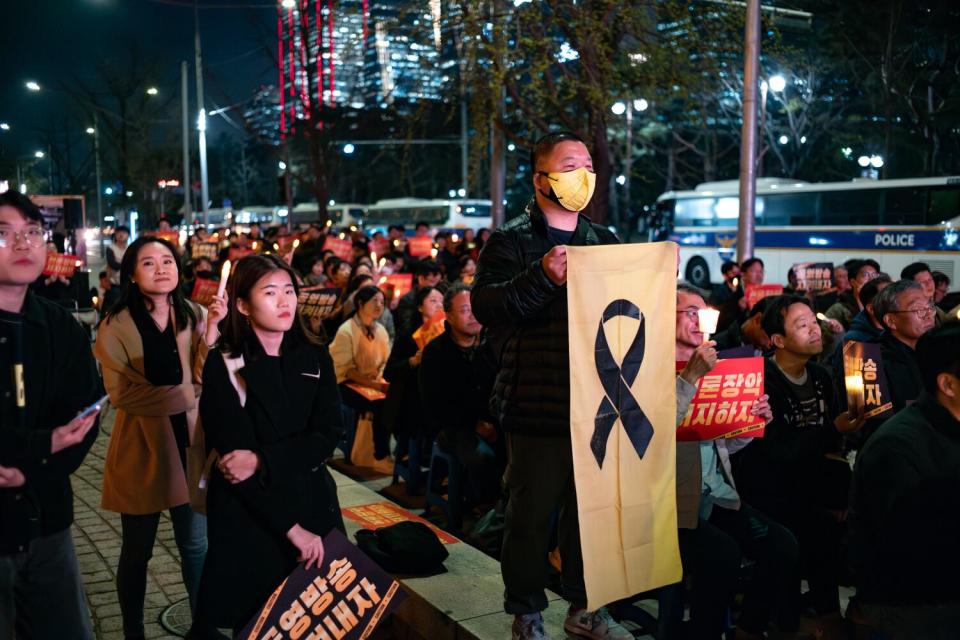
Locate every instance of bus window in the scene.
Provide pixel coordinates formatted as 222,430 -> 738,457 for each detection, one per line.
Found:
884,187 -> 927,225
820,190 -> 880,226
674,197 -> 716,227
929,187 -> 960,224
763,193 -> 818,226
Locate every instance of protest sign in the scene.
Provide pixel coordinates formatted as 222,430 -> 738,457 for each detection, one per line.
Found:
149,230 -> 181,247
379,274 -> 413,302
792,262 -> 834,292
190,242 -> 219,261
344,383 -> 386,402
191,278 -> 219,306
298,288 -> 340,320
42,253 -> 79,278
412,311 -> 445,350
341,502 -> 458,545
676,357 -> 766,441
744,284 -> 783,309
842,341 -> 894,420
240,529 -> 405,640
369,237 -> 390,259
323,235 -> 354,262
229,247 -> 254,262
406,236 -> 433,258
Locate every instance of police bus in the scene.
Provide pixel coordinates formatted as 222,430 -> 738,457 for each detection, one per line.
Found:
652,177 -> 960,287
357,198 -> 493,232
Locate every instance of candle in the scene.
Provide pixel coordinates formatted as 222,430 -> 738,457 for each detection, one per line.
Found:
697,307 -> 720,343
451,233 -> 459,243
732,277 -> 739,289
378,257 -> 387,270
325,219 -> 333,228
292,238 -> 300,250
371,251 -> 377,266
378,276 -> 388,285
845,373 -> 865,418
816,312 -> 828,322
252,241 -> 258,251
339,232 -> 346,240
217,260 -> 231,298
430,248 -> 439,259
92,295 -> 99,308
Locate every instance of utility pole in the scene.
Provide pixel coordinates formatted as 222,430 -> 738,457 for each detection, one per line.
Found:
92,113 -> 104,256
181,61 -> 192,225
194,3 -> 210,227
489,0 -> 505,227
737,0 -> 760,263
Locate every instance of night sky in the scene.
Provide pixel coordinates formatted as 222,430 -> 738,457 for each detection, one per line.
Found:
1,0 -> 278,158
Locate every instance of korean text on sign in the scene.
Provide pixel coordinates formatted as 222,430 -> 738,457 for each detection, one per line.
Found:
677,357 -> 766,441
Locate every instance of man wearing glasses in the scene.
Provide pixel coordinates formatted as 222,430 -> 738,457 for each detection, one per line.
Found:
871,279 -> 937,419
0,190 -> 102,639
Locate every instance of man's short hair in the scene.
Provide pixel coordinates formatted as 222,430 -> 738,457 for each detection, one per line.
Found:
720,261 -> 738,276
676,282 -> 707,301
748,296 -> 774,318
872,279 -> 923,329
916,323 -> 960,395
114,225 -> 131,235
932,271 -> 950,288
417,261 -> 442,277
530,130 -> 586,172
415,221 -> 430,230
388,224 -> 405,233
849,258 -> 880,281
0,190 -> 43,224
98,270 -> 108,280
740,257 -> 764,272
443,282 -> 472,312
761,294 -> 812,339
901,261 -> 932,281
858,274 -> 892,308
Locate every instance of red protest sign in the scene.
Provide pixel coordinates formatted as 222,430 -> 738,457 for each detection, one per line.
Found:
744,284 -> 783,310
413,310 -> 446,350
379,274 -> 413,302
42,253 -> 79,278
190,241 -> 219,261
228,247 -> 254,262
240,528 -> 406,640
275,234 -> 301,253
676,357 -> 766,441
323,235 -> 354,262
369,237 -> 390,259
406,236 -> 433,258
191,278 -> 219,306
341,501 -> 459,545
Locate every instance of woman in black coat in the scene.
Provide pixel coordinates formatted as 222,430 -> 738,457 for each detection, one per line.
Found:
192,254 -> 344,635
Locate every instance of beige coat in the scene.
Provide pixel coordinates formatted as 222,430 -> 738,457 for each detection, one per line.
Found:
94,306 -> 209,514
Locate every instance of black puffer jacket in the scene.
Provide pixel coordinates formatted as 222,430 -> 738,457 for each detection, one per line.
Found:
471,201 -> 619,437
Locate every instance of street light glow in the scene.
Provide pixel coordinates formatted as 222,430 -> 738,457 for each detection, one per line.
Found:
507,143 -> 516,152
616,175 -> 627,186
146,87 -> 158,96
105,187 -> 114,195
611,102 -> 626,116
34,150 -> 44,158
870,155 -> 884,168
281,0 -> 296,7
278,161 -> 286,170
25,81 -> 40,92
86,127 -> 95,135
634,98 -> 649,112
343,143 -> 355,154
457,188 -> 466,197
0,123 -> 9,131
857,155 -> 871,167
768,75 -> 786,92
778,135 -> 789,145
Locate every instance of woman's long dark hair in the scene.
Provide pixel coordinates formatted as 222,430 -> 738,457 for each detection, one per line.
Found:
103,236 -> 198,329
219,254 -> 320,358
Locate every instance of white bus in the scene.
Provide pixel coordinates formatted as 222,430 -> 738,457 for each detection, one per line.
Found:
653,177 -> 960,288
357,198 -> 493,232
290,202 -> 365,226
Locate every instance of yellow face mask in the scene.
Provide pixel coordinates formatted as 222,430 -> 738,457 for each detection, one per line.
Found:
539,167 -> 597,212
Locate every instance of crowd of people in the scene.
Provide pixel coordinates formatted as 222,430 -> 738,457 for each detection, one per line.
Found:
1,128 -> 958,640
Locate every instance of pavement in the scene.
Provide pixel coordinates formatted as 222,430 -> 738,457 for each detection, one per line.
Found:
73,403 -> 191,640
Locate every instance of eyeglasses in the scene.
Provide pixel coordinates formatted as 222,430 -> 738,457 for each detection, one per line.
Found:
676,308 -> 700,322
0,227 -> 46,249
890,304 -> 936,320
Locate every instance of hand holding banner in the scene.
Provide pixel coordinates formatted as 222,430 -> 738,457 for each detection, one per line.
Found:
412,311 -> 446,350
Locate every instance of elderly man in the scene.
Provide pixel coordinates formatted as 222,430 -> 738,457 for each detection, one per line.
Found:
473,131 -> 627,640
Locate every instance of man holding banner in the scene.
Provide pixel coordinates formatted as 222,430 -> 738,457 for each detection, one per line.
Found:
472,132 -> 628,640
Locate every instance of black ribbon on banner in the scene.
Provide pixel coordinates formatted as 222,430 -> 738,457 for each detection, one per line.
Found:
592,299 -> 654,468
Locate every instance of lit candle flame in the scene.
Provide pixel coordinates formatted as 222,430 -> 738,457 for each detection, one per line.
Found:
430,248 -> 438,259
292,238 -> 300,250
217,260 -> 231,298
451,233 -> 459,243
378,276 -> 387,285
325,219 -> 333,228
697,307 -> 720,343
816,312 -> 828,322
732,277 -> 739,288
371,251 -> 377,265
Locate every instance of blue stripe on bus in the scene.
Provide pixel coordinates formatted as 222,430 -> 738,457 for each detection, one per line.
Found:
669,228 -> 960,252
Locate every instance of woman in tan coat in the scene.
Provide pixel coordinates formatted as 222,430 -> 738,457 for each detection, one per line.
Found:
94,235 -> 225,640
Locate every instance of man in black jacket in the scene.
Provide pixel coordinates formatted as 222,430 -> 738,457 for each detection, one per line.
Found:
472,132 -> 627,640
0,190 -> 103,639
732,295 -> 863,634
419,283 -> 502,504
850,323 -> 960,636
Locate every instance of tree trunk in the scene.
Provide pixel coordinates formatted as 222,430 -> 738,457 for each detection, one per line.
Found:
588,108 -> 611,226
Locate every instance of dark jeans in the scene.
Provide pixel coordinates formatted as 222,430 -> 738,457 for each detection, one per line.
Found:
117,504 -> 207,637
709,503 -> 801,633
0,528 -> 92,640
439,428 -> 503,504
501,434 -> 585,615
661,520 -> 743,639
339,383 -> 390,459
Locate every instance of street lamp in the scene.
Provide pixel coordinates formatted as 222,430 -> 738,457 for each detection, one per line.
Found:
25,81 -> 40,92
857,155 -> 871,167
768,74 -> 786,93
610,102 -> 627,116
0,123 -> 9,131
146,87 -> 159,96
34,150 -> 44,159
343,143 -> 355,155
869,155 -> 884,169
281,0 -> 296,7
